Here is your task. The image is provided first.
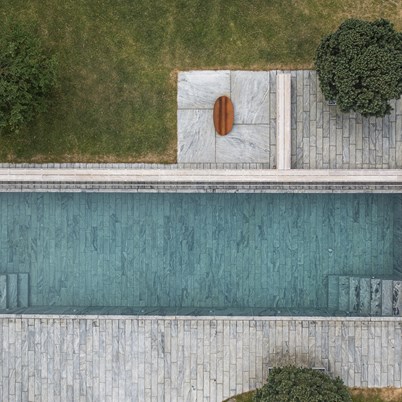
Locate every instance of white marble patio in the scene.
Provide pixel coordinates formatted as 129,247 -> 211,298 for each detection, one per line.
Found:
178,71 -> 275,165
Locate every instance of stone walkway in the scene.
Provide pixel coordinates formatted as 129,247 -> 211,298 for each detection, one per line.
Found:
178,70 -> 402,169
1,315 -> 401,401
291,71 -> 402,169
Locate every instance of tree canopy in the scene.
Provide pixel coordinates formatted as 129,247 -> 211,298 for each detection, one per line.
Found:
315,19 -> 402,117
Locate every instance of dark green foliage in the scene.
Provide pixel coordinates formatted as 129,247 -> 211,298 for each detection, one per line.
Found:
315,19 -> 402,117
253,366 -> 352,402
0,24 -> 57,133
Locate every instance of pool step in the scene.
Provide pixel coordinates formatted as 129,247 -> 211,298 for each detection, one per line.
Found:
0,273 -> 29,309
328,275 -> 402,316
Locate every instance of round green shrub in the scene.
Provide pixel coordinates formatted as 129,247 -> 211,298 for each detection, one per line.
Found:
253,366 -> 352,402
315,19 -> 402,117
0,24 -> 57,133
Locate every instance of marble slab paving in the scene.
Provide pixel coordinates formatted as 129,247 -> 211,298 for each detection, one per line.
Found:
178,70 -> 230,109
216,125 -> 270,163
178,70 -> 274,165
231,71 -> 270,124
178,109 -> 216,162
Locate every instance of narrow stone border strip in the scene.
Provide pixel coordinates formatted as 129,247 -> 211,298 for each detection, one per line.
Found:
0,168 -> 401,182
1,181 -> 402,192
1,313 -> 401,322
0,168 -> 401,192
277,73 -> 291,169
0,162 -> 271,169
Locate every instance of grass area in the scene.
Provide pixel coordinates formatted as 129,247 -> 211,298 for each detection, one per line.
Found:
0,0 -> 401,162
225,388 -> 402,402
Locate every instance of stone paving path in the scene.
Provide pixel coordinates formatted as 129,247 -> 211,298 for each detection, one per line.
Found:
1,316 -> 401,401
178,70 -> 402,169
291,70 -> 402,169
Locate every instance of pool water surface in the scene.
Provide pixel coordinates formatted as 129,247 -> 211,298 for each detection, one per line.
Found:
0,193 -> 400,313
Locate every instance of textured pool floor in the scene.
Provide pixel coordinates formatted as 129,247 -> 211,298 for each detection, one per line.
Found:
0,193 -> 400,311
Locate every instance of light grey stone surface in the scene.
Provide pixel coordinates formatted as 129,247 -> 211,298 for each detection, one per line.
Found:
177,71 -> 274,165
177,109 -> 216,163
291,70 -> 402,169
231,71 -> 270,124
0,315 -> 402,401
178,70 -> 230,109
216,125 -> 270,163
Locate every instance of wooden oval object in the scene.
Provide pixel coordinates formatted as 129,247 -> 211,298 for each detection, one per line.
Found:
213,96 -> 234,136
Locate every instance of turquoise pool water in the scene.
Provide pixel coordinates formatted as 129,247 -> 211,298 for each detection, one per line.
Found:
0,193 -> 401,313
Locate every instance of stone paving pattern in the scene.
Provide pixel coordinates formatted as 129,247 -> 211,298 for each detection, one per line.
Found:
178,70 -> 402,168
291,71 -> 402,169
1,316 -> 402,401
0,193 -> 400,311
178,71 -> 276,165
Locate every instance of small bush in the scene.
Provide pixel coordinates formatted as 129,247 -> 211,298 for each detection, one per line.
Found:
0,24 -> 57,133
315,19 -> 402,117
253,366 -> 352,402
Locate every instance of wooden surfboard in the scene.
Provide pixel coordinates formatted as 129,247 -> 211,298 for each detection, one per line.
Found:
213,96 -> 234,136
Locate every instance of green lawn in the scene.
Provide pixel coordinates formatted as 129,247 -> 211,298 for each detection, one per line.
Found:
0,0 -> 400,162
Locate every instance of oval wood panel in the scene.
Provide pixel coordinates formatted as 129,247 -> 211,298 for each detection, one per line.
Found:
213,96 -> 234,136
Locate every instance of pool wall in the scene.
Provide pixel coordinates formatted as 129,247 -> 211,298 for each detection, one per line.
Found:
0,314 -> 401,401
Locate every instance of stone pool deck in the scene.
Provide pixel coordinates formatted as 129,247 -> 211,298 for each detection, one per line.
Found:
1,315 -> 402,401
0,167 -> 402,193
178,70 -> 402,169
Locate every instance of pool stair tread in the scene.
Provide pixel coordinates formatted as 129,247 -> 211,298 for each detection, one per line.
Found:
370,278 -> 382,316
0,275 -> 6,309
382,279 -> 393,316
18,273 -> 29,308
0,273 -> 30,310
7,274 -> 18,309
392,280 -> 402,316
327,274 -> 402,316
327,275 -> 339,310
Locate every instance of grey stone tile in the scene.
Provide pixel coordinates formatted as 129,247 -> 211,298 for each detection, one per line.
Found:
177,109 -> 216,163
231,71 -> 270,124
216,125 -> 270,163
178,71 -> 230,109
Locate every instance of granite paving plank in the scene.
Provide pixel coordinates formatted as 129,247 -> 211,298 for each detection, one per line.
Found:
291,70 -> 402,169
216,125 -> 270,163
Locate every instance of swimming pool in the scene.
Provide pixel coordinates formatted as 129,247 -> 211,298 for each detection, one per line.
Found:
0,192 -> 400,315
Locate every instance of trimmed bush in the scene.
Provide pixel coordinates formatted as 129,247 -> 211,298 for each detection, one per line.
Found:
253,366 -> 352,402
0,24 -> 57,133
315,19 -> 402,117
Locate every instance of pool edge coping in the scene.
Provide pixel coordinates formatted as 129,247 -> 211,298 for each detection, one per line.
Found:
1,314 -> 402,321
